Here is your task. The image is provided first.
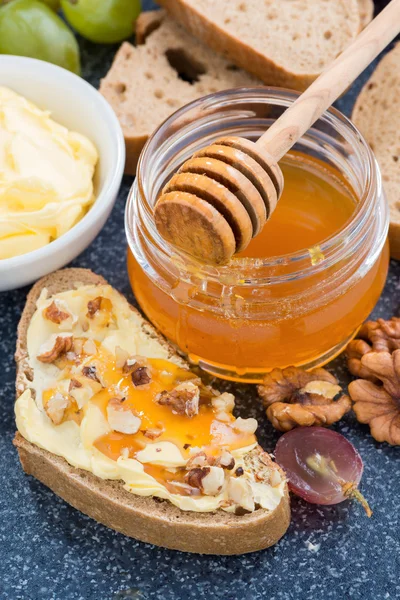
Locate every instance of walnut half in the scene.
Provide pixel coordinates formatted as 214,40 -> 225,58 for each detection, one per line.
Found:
347,317 -> 400,379
348,350 -> 400,446
258,366 -> 351,431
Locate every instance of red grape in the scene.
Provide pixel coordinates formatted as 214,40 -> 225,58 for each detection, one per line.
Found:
275,427 -> 372,516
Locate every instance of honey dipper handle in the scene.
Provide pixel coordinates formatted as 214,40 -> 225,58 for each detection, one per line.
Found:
256,0 -> 400,161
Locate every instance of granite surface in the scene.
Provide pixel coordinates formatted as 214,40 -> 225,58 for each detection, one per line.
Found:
0,1 -> 399,599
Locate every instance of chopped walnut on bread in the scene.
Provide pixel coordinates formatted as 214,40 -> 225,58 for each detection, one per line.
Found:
14,268 -> 290,555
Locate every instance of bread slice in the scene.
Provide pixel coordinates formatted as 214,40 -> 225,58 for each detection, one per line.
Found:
14,268 -> 290,555
99,10 -> 260,176
352,43 -> 400,260
358,0 -> 374,29
156,0 -> 361,92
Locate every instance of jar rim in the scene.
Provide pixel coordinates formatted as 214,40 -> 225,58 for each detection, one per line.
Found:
128,87 -> 384,283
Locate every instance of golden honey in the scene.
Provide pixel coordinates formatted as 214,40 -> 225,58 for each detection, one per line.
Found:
125,89 -> 389,382
237,156 -> 355,259
42,344 -> 255,487
128,153 -> 388,380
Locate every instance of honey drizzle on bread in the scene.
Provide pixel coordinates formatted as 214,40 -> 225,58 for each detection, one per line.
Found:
14,269 -> 290,554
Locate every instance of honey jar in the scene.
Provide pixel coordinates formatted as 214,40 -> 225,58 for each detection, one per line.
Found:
125,89 -> 389,382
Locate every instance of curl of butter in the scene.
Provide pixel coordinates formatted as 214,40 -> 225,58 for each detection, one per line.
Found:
0,87 -> 98,260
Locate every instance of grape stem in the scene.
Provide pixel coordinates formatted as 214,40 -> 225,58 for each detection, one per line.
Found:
306,454 -> 373,518
341,483 -> 373,518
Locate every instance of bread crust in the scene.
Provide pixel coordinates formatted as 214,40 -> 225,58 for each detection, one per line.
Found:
120,25 -> 154,176
388,224 -> 400,261
100,11 -> 260,175
157,0 -> 309,91
357,0 -> 374,30
135,9 -> 166,44
14,268 -> 290,554
352,43 -> 400,261
14,433 -> 290,555
157,0 -> 360,92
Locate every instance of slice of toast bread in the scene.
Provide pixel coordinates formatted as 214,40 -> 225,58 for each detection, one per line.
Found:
14,268 -> 290,555
156,0 -> 361,92
352,43 -> 400,260
99,10 -> 260,176
358,0 -> 374,29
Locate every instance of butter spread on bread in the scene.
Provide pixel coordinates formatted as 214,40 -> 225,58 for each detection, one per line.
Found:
15,283 -> 285,514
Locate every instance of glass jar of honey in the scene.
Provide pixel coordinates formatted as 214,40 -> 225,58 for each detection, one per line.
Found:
125,88 -> 389,383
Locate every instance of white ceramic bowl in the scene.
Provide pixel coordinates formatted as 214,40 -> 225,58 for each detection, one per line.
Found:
0,56 -> 125,291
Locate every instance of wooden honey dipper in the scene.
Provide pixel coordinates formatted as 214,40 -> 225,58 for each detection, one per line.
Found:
154,0 -> 400,265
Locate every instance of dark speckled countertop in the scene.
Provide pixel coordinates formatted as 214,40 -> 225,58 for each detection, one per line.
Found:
0,1 -> 399,599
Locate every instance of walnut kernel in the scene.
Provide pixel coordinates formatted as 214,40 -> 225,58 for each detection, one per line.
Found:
131,365 -> 151,387
45,392 -> 71,425
348,350 -> 400,445
156,381 -> 200,417
258,366 -> 351,431
106,397 -> 142,434
43,300 -> 70,324
37,335 -> 73,364
347,317 -> 400,379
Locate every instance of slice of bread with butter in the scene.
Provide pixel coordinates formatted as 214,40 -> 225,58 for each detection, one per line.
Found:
14,268 -> 290,555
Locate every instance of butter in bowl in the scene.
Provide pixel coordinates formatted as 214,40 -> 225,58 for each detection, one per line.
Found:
0,56 -> 125,291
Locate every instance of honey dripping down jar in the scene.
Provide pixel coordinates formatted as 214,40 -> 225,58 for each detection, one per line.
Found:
125,88 -> 389,383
